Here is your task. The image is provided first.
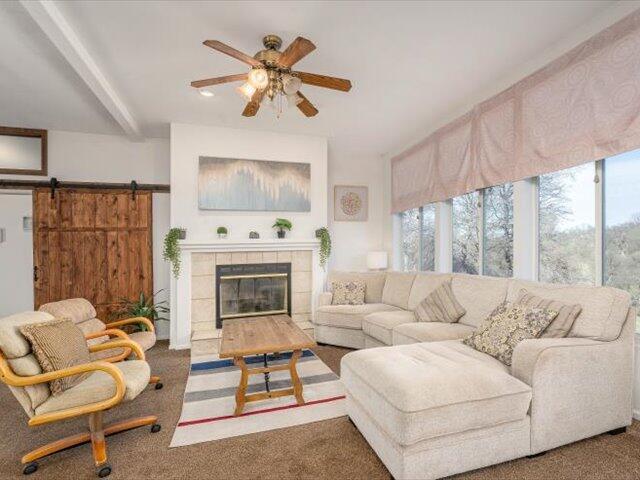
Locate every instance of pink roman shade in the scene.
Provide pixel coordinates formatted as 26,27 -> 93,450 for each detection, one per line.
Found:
391,9 -> 640,213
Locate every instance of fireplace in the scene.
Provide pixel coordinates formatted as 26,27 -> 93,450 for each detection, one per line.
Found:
215,263 -> 292,329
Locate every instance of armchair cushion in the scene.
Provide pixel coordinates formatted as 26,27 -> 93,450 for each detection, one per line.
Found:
38,298 -> 97,324
35,360 -> 150,415
129,331 -> 157,352
0,311 -> 54,358
20,319 -> 92,396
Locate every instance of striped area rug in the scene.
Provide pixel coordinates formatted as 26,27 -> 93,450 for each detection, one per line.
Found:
170,349 -> 346,447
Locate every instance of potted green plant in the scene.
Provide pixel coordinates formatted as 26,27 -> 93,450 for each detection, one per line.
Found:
217,226 -> 228,239
114,290 -> 169,332
272,218 -> 292,238
315,227 -> 332,270
163,227 -> 183,278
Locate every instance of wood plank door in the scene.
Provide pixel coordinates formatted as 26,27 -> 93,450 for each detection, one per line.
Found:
32,188 -> 153,320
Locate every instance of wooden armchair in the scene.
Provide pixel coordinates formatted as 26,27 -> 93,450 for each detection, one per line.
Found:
38,298 -> 163,389
0,311 -> 161,478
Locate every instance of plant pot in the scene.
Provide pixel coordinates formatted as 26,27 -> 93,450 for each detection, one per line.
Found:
218,233 -> 227,239
178,229 -> 187,240
277,230 -> 286,239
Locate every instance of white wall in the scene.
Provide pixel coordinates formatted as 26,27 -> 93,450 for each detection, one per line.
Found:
170,123 -> 327,240
328,153 -> 385,271
0,130 -> 171,337
0,192 -> 33,316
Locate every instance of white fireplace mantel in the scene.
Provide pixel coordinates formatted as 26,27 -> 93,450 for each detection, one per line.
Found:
179,238 -> 321,252
170,237 -> 323,350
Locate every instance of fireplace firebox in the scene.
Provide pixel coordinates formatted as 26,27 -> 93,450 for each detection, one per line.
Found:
215,263 -> 291,329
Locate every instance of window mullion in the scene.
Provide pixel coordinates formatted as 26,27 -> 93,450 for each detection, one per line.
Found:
595,159 -> 604,286
478,190 -> 484,275
418,206 -> 424,271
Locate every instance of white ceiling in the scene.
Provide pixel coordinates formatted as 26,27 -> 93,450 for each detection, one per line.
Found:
0,1 -> 634,158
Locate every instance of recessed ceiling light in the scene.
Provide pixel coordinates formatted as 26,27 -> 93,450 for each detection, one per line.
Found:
199,89 -> 214,97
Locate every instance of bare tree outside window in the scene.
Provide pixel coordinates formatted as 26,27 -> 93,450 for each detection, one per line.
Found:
483,183 -> 514,277
539,163 -> 595,285
453,192 -> 479,274
603,150 -> 640,331
400,208 -> 420,271
421,204 -> 436,271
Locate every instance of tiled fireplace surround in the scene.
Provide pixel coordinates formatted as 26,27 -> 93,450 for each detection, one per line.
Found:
170,240 -> 320,355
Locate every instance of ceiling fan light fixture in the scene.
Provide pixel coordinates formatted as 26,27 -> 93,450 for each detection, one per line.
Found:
199,89 -> 214,97
236,82 -> 256,100
281,74 -> 302,95
248,68 -> 269,89
287,93 -> 303,108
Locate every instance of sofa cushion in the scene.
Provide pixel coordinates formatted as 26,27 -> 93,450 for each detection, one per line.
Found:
415,281 -> 466,323
381,272 -> 416,309
407,272 -> 453,310
341,341 -> 531,446
515,289 -> 582,338
315,304 -> 400,330
0,311 -> 55,359
506,279 -> 630,341
38,298 -> 97,324
327,271 -> 387,303
35,360 -> 150,415
392,322 -> 476,345
362,310 -> 416,345
331,280 -> 366,305
463,302 -> 558,366
452,274 -> 509,327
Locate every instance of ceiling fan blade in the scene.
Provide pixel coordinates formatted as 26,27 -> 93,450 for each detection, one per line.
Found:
294,71 -> 352,92
190,73 -> 248,88
203,40 -> 262,67
277,37 -> 316,68
296,92 -> 318,117
242,89 -> 266,117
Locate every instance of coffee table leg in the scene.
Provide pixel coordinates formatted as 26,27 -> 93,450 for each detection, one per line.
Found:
289,349 -> 304,405
234,356 -> 248,416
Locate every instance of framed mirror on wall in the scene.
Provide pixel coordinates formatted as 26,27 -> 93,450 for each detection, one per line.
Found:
0,126 -> 48,176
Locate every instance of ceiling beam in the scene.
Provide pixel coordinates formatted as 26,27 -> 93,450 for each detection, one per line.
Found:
20,0 -> 143,141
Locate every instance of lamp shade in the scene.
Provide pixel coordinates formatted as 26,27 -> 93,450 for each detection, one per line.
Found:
367,251 -> 388,270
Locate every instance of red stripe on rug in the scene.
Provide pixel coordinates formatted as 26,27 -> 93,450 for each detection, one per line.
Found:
177,395 -> 347,427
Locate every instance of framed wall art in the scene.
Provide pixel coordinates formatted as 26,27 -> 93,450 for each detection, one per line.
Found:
334,185 -> 368,221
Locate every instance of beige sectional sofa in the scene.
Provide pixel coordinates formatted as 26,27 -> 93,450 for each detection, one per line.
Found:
314,271 -> 635,480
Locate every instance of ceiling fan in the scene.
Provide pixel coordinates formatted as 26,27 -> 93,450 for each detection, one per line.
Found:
190,35 -> 352,117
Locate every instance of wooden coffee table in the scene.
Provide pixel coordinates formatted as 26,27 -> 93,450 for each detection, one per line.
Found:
219,315 -> 317,416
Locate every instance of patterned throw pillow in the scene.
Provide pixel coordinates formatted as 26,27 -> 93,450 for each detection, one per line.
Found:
20,318 -> 92,396
331,281 -> 366,305
415,281 -> 466,323
515,289 -> 582,338
463,302 -> 558,366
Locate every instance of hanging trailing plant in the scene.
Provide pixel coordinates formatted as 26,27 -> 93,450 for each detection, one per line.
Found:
163,227 -> 184,278
315,227 -> 332,270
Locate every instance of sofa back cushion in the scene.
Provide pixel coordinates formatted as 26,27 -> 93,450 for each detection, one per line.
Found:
506,279 -> 630,341
407,272 -> 453,310
327,271 -> 387,303
381,272 -> 416,309
451,274 -> 509,327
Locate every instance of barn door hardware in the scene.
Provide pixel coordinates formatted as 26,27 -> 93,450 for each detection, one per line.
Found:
49,177 -> 59,199
130,180 -> 138,199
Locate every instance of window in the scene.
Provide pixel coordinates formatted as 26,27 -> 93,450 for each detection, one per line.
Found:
538,163 -> 596,285
603,150 -> 640,330
421,204 -> 436,271
400,208 -> 420,271
452,191 -> 479,274
483,183 -> 513,277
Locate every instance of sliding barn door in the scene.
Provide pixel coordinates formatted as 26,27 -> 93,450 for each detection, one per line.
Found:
32,188 -> 153,320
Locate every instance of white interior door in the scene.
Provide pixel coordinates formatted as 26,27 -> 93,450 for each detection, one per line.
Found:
0,191 -> 33,316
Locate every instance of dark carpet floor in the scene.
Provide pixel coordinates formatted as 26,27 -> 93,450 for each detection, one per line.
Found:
0,341 -> 638,479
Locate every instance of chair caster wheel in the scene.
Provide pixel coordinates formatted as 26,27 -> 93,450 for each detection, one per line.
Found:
23,462 -> 38,475
155,382 -> 163,390
97,463 -> 112,478
151,423 -> 161,433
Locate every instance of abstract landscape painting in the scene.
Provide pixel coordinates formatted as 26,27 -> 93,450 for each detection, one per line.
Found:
198,157 -> 311,211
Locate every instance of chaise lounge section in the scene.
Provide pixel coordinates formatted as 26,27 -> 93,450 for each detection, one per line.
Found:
315,271 -> 635,479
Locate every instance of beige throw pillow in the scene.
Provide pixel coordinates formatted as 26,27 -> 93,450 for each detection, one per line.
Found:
332,281 -> 366,305
415,281 -> 466,323
20,318 -> 92,396
463,302 -> 558,366
515,289 -> 582,338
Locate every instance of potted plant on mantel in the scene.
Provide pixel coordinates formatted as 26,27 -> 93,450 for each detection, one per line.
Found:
272,218 -> 292,239
217,226 -> 228,239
